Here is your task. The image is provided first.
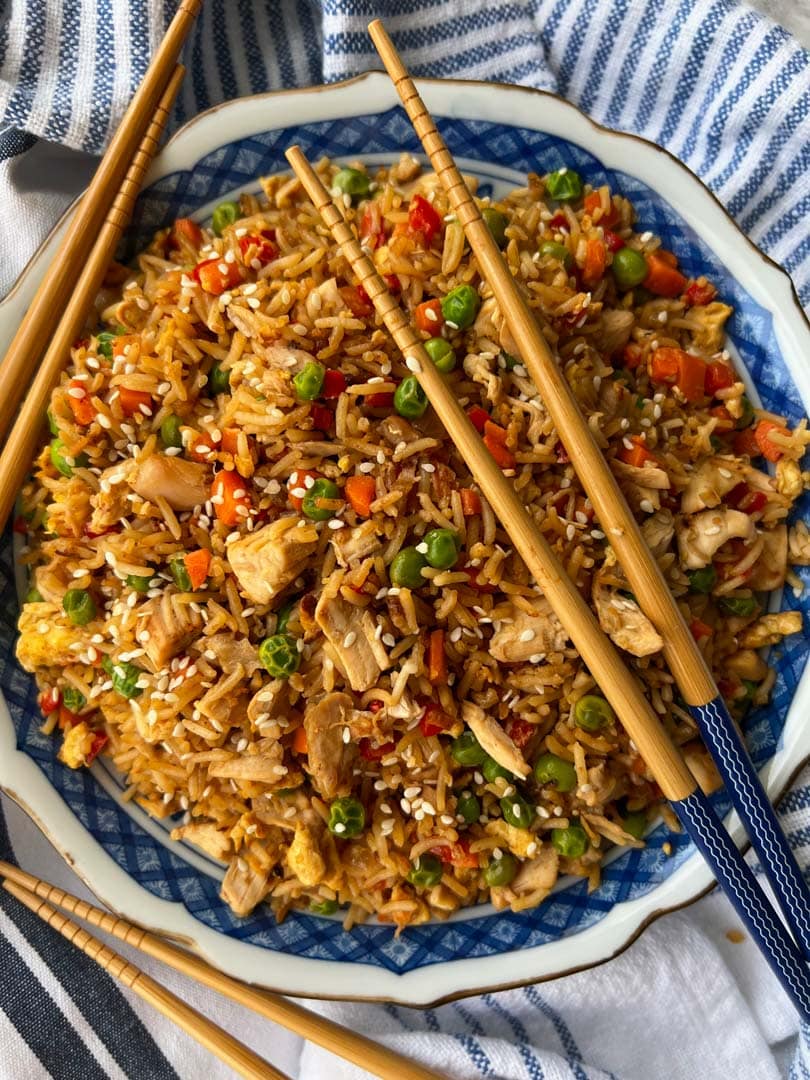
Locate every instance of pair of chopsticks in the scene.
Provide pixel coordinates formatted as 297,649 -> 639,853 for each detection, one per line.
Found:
0,861 -> 439,1080
278,20 -> 810,1021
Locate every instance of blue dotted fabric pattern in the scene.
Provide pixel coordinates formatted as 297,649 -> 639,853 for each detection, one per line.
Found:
1,110 -> 807,974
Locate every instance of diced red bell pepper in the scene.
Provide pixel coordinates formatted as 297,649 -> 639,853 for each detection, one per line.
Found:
408,193 -> 443,247
462,563 -> 497,593
460,489 -> 482,516
683,280 -> 718,307
86,732 -> 108,765
359,203 -> 386,250
620,342 -> 644,369
193,257 -> 242,295
584,190 -> 619,226
58,704 -> 81,730
709,405 -> 735,432
171,218 -> 203,248
368,700 -> 384,713
726,483 -> 768,514
732,427 -> 760,457
359,738 -> 396,761
690,618 -> 714,641
505,716 -> 536,749
364,391 -> 394,408
310,404 -> 333,432
704,361 -> 735,396
384,273 -> 401,295
415,298 -> 444,334
322,369 -> 347,399
419,703 -> 453,737
39,689 -> 61,716
548,212 -> 568,229
483,420 -> 516,469
238,230 -> 277,266
340,284 -> 374,318
467,406 -> 490,433
604,229 -> 625,253
431,837 -> 479,869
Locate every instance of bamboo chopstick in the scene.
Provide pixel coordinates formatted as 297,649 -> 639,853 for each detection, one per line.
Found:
0,861 -> 442,1080
2,878 -> 288,1080
366,18 -> 810,963
0,0 -> 201,444
0,64 -> 185,530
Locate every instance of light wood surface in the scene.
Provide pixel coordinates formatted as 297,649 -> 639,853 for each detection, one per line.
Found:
286,145 -> 696,802
0,0 -> 201,445
0,861 -> 443,1080
2,878 -> 288,1080
0,64 -> 185,530
367,18 -> 717,709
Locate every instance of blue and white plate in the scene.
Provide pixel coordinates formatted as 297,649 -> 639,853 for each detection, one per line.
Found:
1,74 -> 808,1005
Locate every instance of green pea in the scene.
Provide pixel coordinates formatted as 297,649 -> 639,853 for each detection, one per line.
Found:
736,395 -> 755,430
740,679 -> 759,711
622,811 -> 648,840
160,414 -> 183,449
258,634 -> 301,678
276,597 -> 298,634
423,337 -> 456,374
25,587 -> 44,604
208,361 -> 230,396
456,790 -> 481,824
709,435 -> 725,452
47,410 -> 59,435
538,240 -> 572,268
102,656 -> 143,699
574,694 -> 614,732
687,566 -> 717,594
389,546 -> 428,589
62,589 -> 96,626
169,555 -> 192,592
533,752 -> 577,793
441,284 -> 480,330
327,795 -> 365,838
61,687 -> 86,713
483,851 -> 517,888
450,731 -> 488,767
394,375 -> 428,419
302,478 -> 342,521
721,595 -> 759,617
211,200 -> 239,236
50,438 -> 88,477
481,207 -> 509,247
125,574 -> 153,594
552,822 -> 589,859
96,329 -> 122,359
611,247 -> 648,291
293,361 -> 326,401
424,528 -> 460,570
500,792 -> 534,830
482,756 -> 514,783
407,853 -> 443,889
545,168 -> 583,202
332,167 -> 371,202
309,898 -> 339,916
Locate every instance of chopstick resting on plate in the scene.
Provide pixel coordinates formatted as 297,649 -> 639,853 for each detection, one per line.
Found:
0,861 -> 442,1080
285,144 -> 810,1025
367,17 -> 810,964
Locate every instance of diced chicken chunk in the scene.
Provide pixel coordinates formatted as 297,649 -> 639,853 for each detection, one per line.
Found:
201,632 -> 261,675
739,611 -> 803,648
16,603 -> 90,670
462,700 -> 530,779
747,526 -> 788,591
330,520 -> 382,568
171,821 -> 232,861
142,593 -> 203,669
489,600 -> 569,662
315,592 -> 389,692
598,309 -> 634,355
511,844 -> 559,897
775,458 -> 804,500
89,461 -> 136,531
227,516 -> 318,606
208,742 -> 286,785
220,858 -> 272,918
641,509 -> 675,557
789,521 -> 810,565
131,454 -> 208,510
592,574 -> 663,658
724,649 -> 769,682
681,457 -> 745,514
287,824 -> 326,887
303,692 -> 357,799
677,508 -> 754,569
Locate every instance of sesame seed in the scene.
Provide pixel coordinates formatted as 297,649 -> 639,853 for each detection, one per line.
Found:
519,628 -> 535,643
405,356 -> 422,373
343,631 -> 357,648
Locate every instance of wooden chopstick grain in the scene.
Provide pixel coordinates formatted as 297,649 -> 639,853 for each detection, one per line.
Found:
0,0 -> 202,444
2,878 -> 288,1080
0,64 -> 185,530
0,861 -> 442,1080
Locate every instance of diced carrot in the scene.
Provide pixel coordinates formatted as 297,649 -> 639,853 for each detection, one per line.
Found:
683,280 -> 718,307
188,431 -> 216,461
483,419 -> 508,445
292,725 -> 308,754
709,405 -> 735,432
67,379 -> 96,426
690,618 -> 713,641
428,628 -> 447,684
339,284 -> 374,318
345,474 -> 376,517
643,252 -> 687,297
483,419 -> 516,469
359,202 -> 385,250
183,548 -> 211,590
460,489 -> 482,516
415,298 -> 445,334
238,230 -> 277,266
732,427 -> 760,457
462,563 -> 497,593
582,237 -> 606,287
620,342 -> 644,369
431,838 -> 479,869
58,704 -> 80,730
650,347 -> 706,403
171,217 -> 203,248
193,257 -> 242,295
288,469 -> 320,512
754,419 -> 790,462
467,406 -> 489,433
112,334 -> 140,361
419,702 -> 452,737
220,428 -> 240,455
704,361 -> 735,396
118,386 -> 153,417
584,190 -> 618,226
211,469 -> 251,527
618,435 -> 657,468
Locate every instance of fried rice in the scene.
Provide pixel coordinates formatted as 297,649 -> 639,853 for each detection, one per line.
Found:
15,153 -> 810,929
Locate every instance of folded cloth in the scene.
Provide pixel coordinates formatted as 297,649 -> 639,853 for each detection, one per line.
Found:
0,2 -> 809,1078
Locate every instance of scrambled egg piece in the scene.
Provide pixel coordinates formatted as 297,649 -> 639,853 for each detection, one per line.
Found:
485,819 -> 538,859
287,825 -> 326,887
690,301 -> 733,353
59,722 -> 94,769
740,611 -> 803,648
16,603 -> 88,671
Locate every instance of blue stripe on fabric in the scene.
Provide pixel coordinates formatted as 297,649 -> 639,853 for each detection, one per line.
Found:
759,189 -> 810,249
4,0 -> 46,130
322,5 -> 531,56
555,0 -> 602,100
783,232 -> 810,279
523,985 -> 596,1080
267,0 -> 298,89
87,2 -> 115,152
734,95 -> 810,226
655,0 -> 728,146
46,0 -> 80,143
483,994 -> 546,1080
297,1 -> 323,85
189,5 -> 210,122
604,0 -> 665,128
576,0 -> 631,114
211,0 -> 238,101
237,0 -> 270,95
632,0 -> 693,132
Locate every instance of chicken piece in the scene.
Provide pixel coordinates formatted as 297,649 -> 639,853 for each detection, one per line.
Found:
246,680 -> 289,733
314,592 -> 389,692
141,593 -> 203,669
723,649 -> 769,682
208,742 -> 286,785
747,526 -> 788,591
32,562 -> 73,606
262,344 -> 319,372
131,454 -> 208,510
303,692 -> 357,799
484,818 -> 538,859
220,858 -> 272,918
287,824 -> 326,887
462,701 -> 530,779
739,611 -> 803,648
775,458 -> 804,500
789,521 -> 810,565
641,509 -> 675,558
683,741 -> 723,795
390,152 -> 422,184
16,603 -> 90,670
59,722 -> 95,769
681,457 -> 745,514
489,600 -> 568,663
677,508 -> 754,569
379,415 -> 417,446
201,632 -> 261,675
592,572 -> 663,658
463,352 -> 501,405
611,459 -> 670,512
227,516 -> 318,606
689,301 -> 733,354
598,309 -> 634,355
171,821 -> 232,862
89,461 -> 136,532
330,520 -> 382,568
510,844 -> 559,897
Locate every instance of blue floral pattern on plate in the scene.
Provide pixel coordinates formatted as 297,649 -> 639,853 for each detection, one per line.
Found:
1,107 -> 807,974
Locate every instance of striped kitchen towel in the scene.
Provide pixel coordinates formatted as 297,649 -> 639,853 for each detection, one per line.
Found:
0,2 -> 809,1079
